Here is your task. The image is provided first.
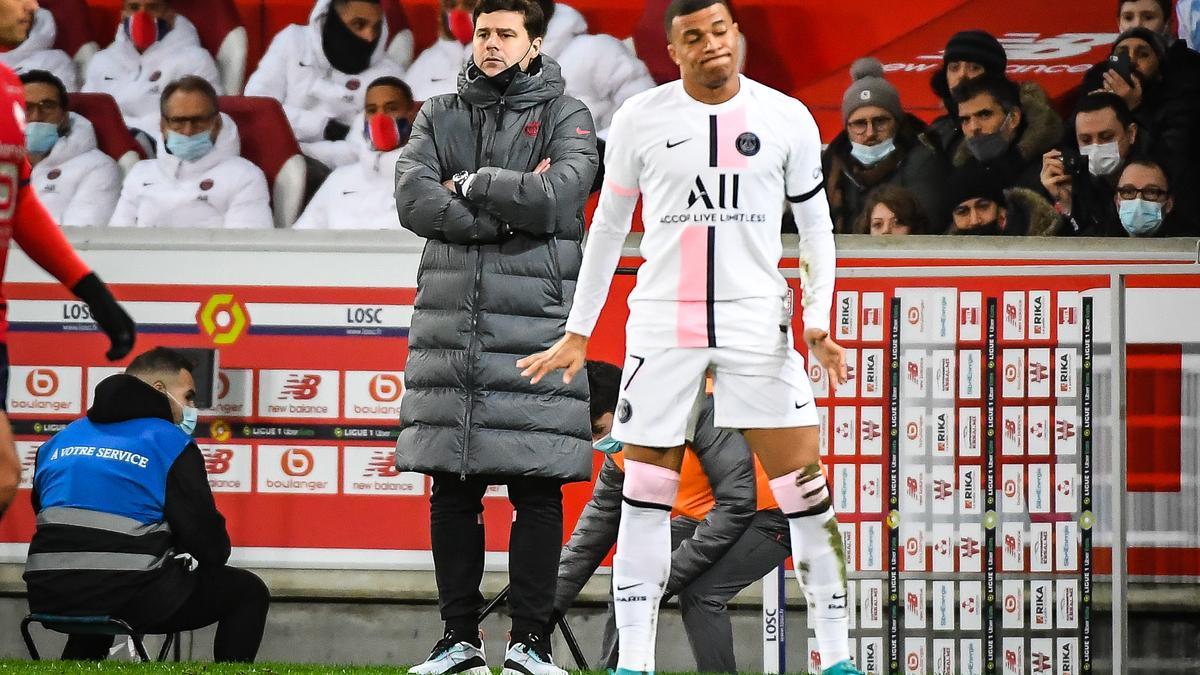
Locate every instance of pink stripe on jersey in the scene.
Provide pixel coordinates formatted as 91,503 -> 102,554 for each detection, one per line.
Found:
676,226 -> 709,347
716,106 -> 748,169
604,179 -> 639,198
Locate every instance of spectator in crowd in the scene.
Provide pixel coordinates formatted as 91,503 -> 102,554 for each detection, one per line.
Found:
24,347 -> 270,662
295,76 -> 419,231
246,0 -> 405,171
947,163 -> 1061,236
405,0 -> 475,101
822,57 -> 943,233
82,0 -> 222,138
110,77 -> 273,229
1111,158 -> 1195,236
852,185 -> 931,235
394,0 -> 598,673
1042,93 -> 1142,235
1118,0 -> 1200,77
22,71 -> 121,227
556,361 -> 797,674
949,74 -> 1060,194
1,7 -> 78,91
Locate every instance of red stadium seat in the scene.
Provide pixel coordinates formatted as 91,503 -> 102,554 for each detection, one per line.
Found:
218,96 -> 307,228
66,92 -> 145,176
42,0 -> 100,73
382,0 -> 416,70
631,0 -> 677,85
171,0 -> 249,94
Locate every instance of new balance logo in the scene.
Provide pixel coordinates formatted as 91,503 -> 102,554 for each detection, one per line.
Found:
1056,419 -> 1076,440
960,537 -> 980,557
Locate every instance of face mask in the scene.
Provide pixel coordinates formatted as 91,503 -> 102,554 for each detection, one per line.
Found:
164,391 -> 199,436
124,10 -> 170,52
1080,141 -> 1123,177
322,6 -> 379,75
592,434 -> 622,455
25,121 -> 59,155
447,9 -> 474,45
1118,197 -> 1164,236
849,137 -> 896,166
364,113 -> 411,151
165,129 -> 215,162
965,117 -> 1013,163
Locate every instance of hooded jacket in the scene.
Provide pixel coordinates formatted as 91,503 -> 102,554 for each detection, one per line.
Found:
31,113 -> 121,226
393,55 -> 599,481
2,8 -> 79,91
24,374 -> 230,627
109,112 -> 273,229
295,126 -> 418,233
82,14 -> 222,135
245,0 -> 405,150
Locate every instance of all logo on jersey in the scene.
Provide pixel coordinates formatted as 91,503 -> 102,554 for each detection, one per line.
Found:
688,174 -> 740,209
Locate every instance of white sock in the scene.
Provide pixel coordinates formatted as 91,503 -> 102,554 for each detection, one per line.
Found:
612,499 -> 671,672
788,507 -> 851,669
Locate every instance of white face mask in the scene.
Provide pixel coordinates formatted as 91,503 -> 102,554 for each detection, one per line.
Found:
1080,141 -> 1123,176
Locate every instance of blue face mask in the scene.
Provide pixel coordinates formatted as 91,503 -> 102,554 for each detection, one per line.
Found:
25,122 -> 59,155
165,390 -> 199,436
165,129 -> 215,162
849,137 -> 896,166
592,434 -> 622,455
1118,197 -> 1164,236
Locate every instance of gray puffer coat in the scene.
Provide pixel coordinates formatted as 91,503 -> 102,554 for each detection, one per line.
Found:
394,55 -> 599,481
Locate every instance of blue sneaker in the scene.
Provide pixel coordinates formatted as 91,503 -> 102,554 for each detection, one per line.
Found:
501,633 -> 566,675
822,659 -> 864,675
614,669 -> 654,675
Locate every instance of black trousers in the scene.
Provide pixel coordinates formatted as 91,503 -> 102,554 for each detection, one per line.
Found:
62,565 -> 270,662
431,473 -> 563,639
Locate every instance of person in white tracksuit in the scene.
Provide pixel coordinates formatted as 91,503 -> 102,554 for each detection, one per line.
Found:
82,0 -> 222,137
245,0 -> 405,170
110,76 -> 273,230
22,70 -> 121,227
403,0 -> 473,102
1,8 -> 79,92
294,76 -> 423,234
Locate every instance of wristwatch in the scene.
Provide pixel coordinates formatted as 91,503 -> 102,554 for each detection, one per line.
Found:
451,170 -> 474,197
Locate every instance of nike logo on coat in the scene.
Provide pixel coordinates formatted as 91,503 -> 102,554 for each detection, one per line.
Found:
666,138 -> 690,148
795,400 -> 811,409
616,583 -> 643,591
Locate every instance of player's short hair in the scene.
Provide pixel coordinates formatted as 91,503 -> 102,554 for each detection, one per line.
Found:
951,74 -> 1020,113
586,360 -> 622,422
664,0 -> 732,39
1074,91 -> 1135,129
367,76 -> 414,105
160,75 -> 219,117
127,347 -> 195,379
473,0 -> 547,39
19,70 -> 68,110
1117,0 -> 1171,20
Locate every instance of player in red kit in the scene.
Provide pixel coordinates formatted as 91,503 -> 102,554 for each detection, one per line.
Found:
0,0 -> 136,516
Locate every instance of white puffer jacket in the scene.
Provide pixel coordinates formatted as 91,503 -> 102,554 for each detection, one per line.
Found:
2,9 -> 79,91
404,37 -> 469,102
294,128 -> 419,233
109,113 -> 272,229
244,0 -> 405,153
82,15 -> 222,134
31,113 -> 121,226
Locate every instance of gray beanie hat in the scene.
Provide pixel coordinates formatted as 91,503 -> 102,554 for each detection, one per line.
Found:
842,57 -> 903,123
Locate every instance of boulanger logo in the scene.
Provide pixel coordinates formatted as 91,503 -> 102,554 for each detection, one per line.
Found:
198,293 -> 248,345
280,374 -> 322,401
26,369 -> 58,397
369,374 -> 403,402
281,448 -> 315,476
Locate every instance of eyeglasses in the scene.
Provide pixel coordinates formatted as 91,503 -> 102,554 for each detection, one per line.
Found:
847,115 -> 895,135
25,100 -> 62,116
1116,184 -> 1167,201
163,112 -> 217,130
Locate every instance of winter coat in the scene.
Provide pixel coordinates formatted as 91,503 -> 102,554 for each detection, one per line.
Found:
245,0 -> 405,161
110,113 -> 273,229
947,187 -> 1062,236
554,397 -> 756,610
31,113 -> 121,226
405,38 -> 470,102
922,81 -> 1063,171
2,9 -> 79,91
82,15 -> 222,135
822,113 -> 945,233
394,55 -> 599,481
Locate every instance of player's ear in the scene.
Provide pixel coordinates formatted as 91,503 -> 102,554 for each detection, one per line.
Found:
668,42 -> 680,66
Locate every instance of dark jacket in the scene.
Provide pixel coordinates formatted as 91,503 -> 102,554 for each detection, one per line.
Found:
394,55 -> 599,481
554,398 -> 757,612
1058,171 -> 1120,236
822,113 -> 946,233
24,375 -> 229,627
923,81 -> 1063,171
946,187 -> 1062,236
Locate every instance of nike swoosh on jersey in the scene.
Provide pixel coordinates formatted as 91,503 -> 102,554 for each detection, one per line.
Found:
616,583 -> 643,591
794,400 -> 811,409
666,138 -> 691,148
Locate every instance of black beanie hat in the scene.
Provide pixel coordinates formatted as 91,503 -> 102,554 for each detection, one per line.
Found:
947,164 -> 1007,212
944,30 -> 1008,74
1113,27 -> 1168,64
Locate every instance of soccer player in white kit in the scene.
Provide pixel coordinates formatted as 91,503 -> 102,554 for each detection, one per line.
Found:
517,1 -> 861,674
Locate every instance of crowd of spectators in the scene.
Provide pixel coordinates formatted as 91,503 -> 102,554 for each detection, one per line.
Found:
13,0 -> 1200,238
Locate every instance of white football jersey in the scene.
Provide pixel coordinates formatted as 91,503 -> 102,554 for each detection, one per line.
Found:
567,75 -> 834,350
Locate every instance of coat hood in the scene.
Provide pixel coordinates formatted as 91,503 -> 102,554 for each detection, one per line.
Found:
40,113 -> 101,169
951,80 -> 1062,168
2,8 -> 56,62
155,111 -> 242,179
540,3 -> 587,59
87,374 -> 175,425
1006,186 -> 1062,236
109,13 -> 203,64
306,0 -> 391,73
458,54 -> 567,110
357,134 -> 404,178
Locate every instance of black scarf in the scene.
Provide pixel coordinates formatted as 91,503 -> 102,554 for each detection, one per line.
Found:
321,8 -> 378,75
482,54 -> 542,93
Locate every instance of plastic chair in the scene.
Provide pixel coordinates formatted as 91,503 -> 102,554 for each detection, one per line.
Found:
40,0 -> 99,74
218,95 -> 307,228
20,613 -> 176,662
171,0 -> 248,95
67,92 -> 146,176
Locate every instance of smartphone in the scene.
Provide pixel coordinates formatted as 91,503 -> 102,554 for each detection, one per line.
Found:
1060,147 -> 1085,177
1107,51 -> 1135,86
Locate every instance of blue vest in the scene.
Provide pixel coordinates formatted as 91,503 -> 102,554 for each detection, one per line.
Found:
34,417 -> 192,525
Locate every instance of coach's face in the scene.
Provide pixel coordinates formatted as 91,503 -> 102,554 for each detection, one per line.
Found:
473,9 -> 541,77
668,2 -> 740,90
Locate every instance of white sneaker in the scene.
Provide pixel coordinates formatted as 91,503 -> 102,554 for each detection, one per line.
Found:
409,631 -> 490,675
500,634 -> 566,675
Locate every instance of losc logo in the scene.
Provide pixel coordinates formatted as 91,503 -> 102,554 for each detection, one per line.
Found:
26,369 -> 58,397
369,374 -> 403,402
204,448 -> 233,474
281,448 -> 314,476
198,294 -> 249,345
281,374 -> 322,401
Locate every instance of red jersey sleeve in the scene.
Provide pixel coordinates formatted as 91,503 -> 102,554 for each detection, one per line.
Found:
14,181 -> 92,289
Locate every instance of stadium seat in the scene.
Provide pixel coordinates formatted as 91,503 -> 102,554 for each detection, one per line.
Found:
41,0 -> 100,75
383,0 -> 416,71
67,92 -> 146,176
218,96 -> 307,229
172,0 -> 249,95
631,0 -> 746,84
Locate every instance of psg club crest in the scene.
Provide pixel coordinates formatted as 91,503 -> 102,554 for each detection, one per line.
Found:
617,398 -> 632,423
736,132 -> 760,157
47,169 -> 61,180
199,179 -> 214,191
524,121 -> 541,138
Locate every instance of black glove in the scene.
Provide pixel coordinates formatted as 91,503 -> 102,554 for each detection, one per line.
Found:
71,273 -> 136,361
323,119 -> 351,142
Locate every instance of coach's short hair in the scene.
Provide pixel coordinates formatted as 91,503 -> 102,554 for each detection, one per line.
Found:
664,0 -> 732,39
473,0 -> 547,39
160,75 -> 219,117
